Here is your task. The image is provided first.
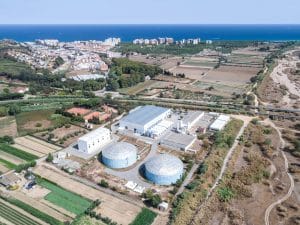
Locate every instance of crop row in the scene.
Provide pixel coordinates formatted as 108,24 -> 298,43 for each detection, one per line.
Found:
0,144 -> 39,161
0,201 -> 41,225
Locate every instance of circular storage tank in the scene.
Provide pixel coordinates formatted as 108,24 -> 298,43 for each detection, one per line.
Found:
144,154 -> 183,185
102,142 -> 137,169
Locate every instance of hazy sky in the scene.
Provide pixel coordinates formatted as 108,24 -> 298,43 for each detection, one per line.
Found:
0,0 -> 299,24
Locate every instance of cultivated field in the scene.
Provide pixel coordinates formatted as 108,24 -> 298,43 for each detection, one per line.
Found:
38,178 -> 91,215
34,164 -> 141,225
13,136 -> 60,157
0,199 -> 45,225
0,116 -> 18,137
204,65 -> 260,85
0,151 -> 25,165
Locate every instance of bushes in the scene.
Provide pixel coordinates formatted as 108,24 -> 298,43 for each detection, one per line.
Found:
217,187 -> 235,202
129,208 -> 157,225
142,189 -> 162,208
99,179 -> 109,188
0,144 -> 38,161
15,161 -> 36,173
0,135 -> 14,144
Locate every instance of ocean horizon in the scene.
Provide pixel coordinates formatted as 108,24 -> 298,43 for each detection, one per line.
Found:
0,24 -> 300,42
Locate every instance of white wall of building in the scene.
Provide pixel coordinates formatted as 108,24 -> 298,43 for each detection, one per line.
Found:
78,127 -> 111,154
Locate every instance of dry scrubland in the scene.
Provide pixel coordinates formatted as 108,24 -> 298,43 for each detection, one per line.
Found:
191,120 -> 294,225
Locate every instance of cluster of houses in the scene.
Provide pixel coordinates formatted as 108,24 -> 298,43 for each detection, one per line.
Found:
132,37 -> 210,46
66,105 -> 118,125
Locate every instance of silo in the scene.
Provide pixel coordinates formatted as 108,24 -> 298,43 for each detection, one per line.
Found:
144,154 -> 183,185
102,142 -> 137,169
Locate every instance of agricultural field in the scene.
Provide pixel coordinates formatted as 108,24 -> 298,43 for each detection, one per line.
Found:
0,144 -> 38,161
1,194 -> 66,225
13,136 -> 60,157
34,164 -> 141,225
0,116 -> 18,137
38,178 -> 92,215
16,109 -> 56,135
203,65 -> 260,85
129,208 -> 157,225
0,199 -> 43,225
35,124 -> 87,147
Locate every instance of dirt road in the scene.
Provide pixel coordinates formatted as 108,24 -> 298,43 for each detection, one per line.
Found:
206,115 -> 251,198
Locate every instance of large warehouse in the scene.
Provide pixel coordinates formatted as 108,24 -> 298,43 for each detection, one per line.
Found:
77,127 -> 111,154
144,154 -> 183,185
119,105 -> 171,135
102,142 -> 137,169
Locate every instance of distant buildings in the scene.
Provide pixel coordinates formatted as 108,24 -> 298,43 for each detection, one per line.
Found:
133,37 -> 200,45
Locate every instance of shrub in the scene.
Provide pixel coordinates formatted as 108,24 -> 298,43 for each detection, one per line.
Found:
217,187 -> 235,202
99,179 -> 109,188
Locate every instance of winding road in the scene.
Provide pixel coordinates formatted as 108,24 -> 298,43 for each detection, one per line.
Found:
263,119 -> 295,225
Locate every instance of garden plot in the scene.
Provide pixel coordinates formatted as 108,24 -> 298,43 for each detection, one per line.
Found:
0,151 -> 25,165
0,199 -> 44,225
14,136 -> 58,156
34,164 -> 141,225
11,144 -> 44,158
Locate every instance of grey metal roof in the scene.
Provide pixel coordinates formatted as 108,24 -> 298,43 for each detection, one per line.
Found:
145,154 -> 183,176
121,105 -> 169,126
102,142 -> 137,160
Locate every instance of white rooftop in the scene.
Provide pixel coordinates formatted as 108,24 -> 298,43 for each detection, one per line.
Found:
78,127 -> 110,142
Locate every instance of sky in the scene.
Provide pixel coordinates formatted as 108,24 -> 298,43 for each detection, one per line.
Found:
0,0 -> 299,24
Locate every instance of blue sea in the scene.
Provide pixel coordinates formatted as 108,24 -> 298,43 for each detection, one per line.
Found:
0,24 -> 299,42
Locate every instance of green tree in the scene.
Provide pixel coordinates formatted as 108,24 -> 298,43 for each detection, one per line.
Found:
8,104 -> 21,115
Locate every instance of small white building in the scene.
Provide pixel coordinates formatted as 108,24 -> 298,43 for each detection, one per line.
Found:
209,115 -> 230,131
77,127 -> 111,154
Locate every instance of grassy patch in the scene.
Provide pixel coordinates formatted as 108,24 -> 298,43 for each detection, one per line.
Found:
0,196 -> 63,225
16,109 -> 55,135
118,80 -> 156,95
38,178 -> 92,215
0,144 -> 38,161
129,208 -> 157,225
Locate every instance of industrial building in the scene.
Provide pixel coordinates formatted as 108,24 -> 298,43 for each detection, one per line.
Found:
209,115 -> 231,131
102,142 -> 137,169
182,111 -> 204,130
160,132 -> 196,152
77,127 -> 111,154
119,105 -> 171,136
144,154 -> 183,185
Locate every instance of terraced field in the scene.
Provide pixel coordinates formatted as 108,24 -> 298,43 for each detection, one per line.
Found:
0,201 -> 41,225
